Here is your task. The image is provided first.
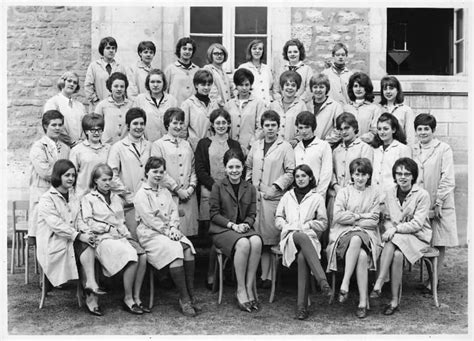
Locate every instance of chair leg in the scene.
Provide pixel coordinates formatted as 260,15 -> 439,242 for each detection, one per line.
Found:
24,238 -> 29,284
420,258 -> 424,283
432,257 -> 439,307
269,253 -> 277,303
10,232 -> 16,274
39,269 -> 47,309
217,253 -> 224,304
329,272 -> 336,305
149,266 -> 154,310
34,244 -> 39,274
76,281 -> 84,308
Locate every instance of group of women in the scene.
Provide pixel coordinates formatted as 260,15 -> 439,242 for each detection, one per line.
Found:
28,35 -> 458,321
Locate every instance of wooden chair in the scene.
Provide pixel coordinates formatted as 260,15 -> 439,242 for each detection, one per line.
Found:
407,246 -> 440,307
39,266 -> 84,309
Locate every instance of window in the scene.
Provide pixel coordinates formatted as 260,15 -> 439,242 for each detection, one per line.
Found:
188,6 -> 269,70
387,8 -> 460,76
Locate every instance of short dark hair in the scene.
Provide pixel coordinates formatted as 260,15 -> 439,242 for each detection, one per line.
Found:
335,112 -> 359,134
223,148 -> 245,167
380,75 -> 404,105
137,41 -> 156,55
125,107 -> 147,127
106,72 -> 129,92
292,164 -> 316,189
88,163 -> 113,190
279,70 -> 302,90
51,159 -> 76,188
372,113 -> 407,148
283,39 -> 306,61
245,39 -> 265,62
145,156 -> 167,176
349,158 -> 373,186
295,111 -> 316,131
392,157 -> 419,184
347,72 -> 374,102
145,69 -> 167,93
42,110 -> 64,133
209,108 -> 231,133
332,42 -> 348,56
234,68 -> 254,86
260,110 -> 280,128
414,113 -> 437,131
163,107 -> 185,130
175,37 -> 196,58
309,74 -> 331,94
82,113 -> 104,133
98,37 -> 117,56
193,69 -> 213,87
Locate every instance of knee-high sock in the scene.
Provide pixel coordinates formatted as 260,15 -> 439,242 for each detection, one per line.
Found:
183,260 -> 195,298
293,232 -> 329,289
169,266 -> 190,301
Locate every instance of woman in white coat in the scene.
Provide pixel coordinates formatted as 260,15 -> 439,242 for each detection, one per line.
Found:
79,163 -> 148,314
203,43 -> 233,106
326,158 -> 381,319
412,113 -> 458,290
275,164 -> 331,320
36,159 -> 103,315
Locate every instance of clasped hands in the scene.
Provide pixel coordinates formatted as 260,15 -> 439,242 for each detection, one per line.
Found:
230,222 -> 250,234
175,185 -> 194,202
168,226 -> 183,241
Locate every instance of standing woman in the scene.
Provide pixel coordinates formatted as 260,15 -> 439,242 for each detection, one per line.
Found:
84,37 -> 127,112
371,113 -> 412,199
412,114 -> 458,288
44,71 -> 86,147
203,43 -> 233,107
69,114 -> 111,197
225,68 -> 266,152
269,71 -> 307,143
343,72 -> 381,144
275,164 -> 331,320
246,110 -> 295,288
133,69 -> 178,142
127,41 -> 156,99
209,150 -> 262,312
274,39 -> 313,103
380,76 -> 416,146
29,110 -> 71,238
321,43 -> 353,105
237,39 -> 274,105
36,160 -> 102,315
181,69 -> 220,151
134,157 -> 199,317
326,158 -> 381,319
79,164 -> 148,314
151,108 -> 199,237
370,158 -> 432,315
165,37 -> 199,106
95,72 -> 133,145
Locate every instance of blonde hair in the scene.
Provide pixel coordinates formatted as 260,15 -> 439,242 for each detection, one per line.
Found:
57,71 -> 80,93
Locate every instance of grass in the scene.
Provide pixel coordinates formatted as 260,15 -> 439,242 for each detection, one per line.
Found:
7,246 -> 468,335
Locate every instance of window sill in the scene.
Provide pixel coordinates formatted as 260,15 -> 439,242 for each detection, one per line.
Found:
373,74 -> 468,94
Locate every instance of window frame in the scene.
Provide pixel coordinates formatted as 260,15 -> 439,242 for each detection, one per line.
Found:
454,8 -> 465,75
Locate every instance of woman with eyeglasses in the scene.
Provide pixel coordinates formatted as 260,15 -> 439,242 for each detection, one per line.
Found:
203,43 -> 233,107
69,114 -> 111,197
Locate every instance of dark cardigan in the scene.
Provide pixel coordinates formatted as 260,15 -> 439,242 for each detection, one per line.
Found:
194,137 -> 244,191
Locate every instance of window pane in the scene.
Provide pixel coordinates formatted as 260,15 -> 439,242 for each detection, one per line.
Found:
456,42 -> 464,73
190,7 -> 222,34
234,37 -> 267,68
190,36 -> 222,68
456,9 -> 463,40
235,7 -> 267,34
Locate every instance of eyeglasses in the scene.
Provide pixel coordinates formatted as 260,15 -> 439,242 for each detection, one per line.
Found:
212,52 -> 225,56
395,171 -> 412,177
88,128 -> 103,134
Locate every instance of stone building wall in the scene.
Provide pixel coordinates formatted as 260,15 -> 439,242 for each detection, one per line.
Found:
7,6 -> 92,200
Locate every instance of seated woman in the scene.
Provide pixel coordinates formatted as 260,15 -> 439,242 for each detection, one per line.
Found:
79,163 -> 148,315
275,164 -> 331,320
133,156 -> 199,317
36,159 -> 103,316
326,158 -> 381,319
370,157 -> 432,315
209,149 -> 262,313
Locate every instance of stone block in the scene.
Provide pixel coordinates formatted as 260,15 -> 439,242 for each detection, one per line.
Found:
448,123 -> 468,137
11,98 -> 43,107
315,25 -> 330,34
292,9 -> 303,23
337,10 -> 361,25
305,9 -> 324,23
13,6 -> 42,13
429,109 -> 468,123
38,78 -> 53,87
429,95 -> 451,109
434,122 -> 448,136
451,95 -> 468,109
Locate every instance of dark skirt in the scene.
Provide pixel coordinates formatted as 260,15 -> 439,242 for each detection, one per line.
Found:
336,230 -> 372,260
212,228 -> 261,258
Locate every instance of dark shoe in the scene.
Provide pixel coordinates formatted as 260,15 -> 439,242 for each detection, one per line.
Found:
338,290 -> 349,303
235,294 -> 252,313
84,287 -> 107,296
249,299 -> 261,312
321,285 -> 333,298
355,307 -> 368,319
86,304 -> 103,316
137,303 -> 151,313
296,308 -> 309,320
261,279 -> 272,289
179,299 -> 197,317
122,301 -> 144,315
383,304 -> 399,315
369,289 -> 382,299
190,296 -> 202,313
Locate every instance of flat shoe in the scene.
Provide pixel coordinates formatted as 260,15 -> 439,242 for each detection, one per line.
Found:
296,308 -> 309,320
383,304 -> 399,315
84,287 -> 107,296
86,305 -> 103,316
122,301 -> 143,315
355,307 -> 367,319
249,299 -> 261,312
179,299 -> 197,317
137,303 -> 151,313
369,289 -> 382,299
338,290 -> 349,303
235,294 -> 252,313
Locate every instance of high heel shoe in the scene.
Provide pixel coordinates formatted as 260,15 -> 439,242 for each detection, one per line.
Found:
137,303 -> 151,313
122,301 -> 144,315
85,302 -> 103,316
84,287 -> 107,296
338,290 -> 349,303
383,304 -> 399,315
235,293 -> 252,312
249,299 -> 261,312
